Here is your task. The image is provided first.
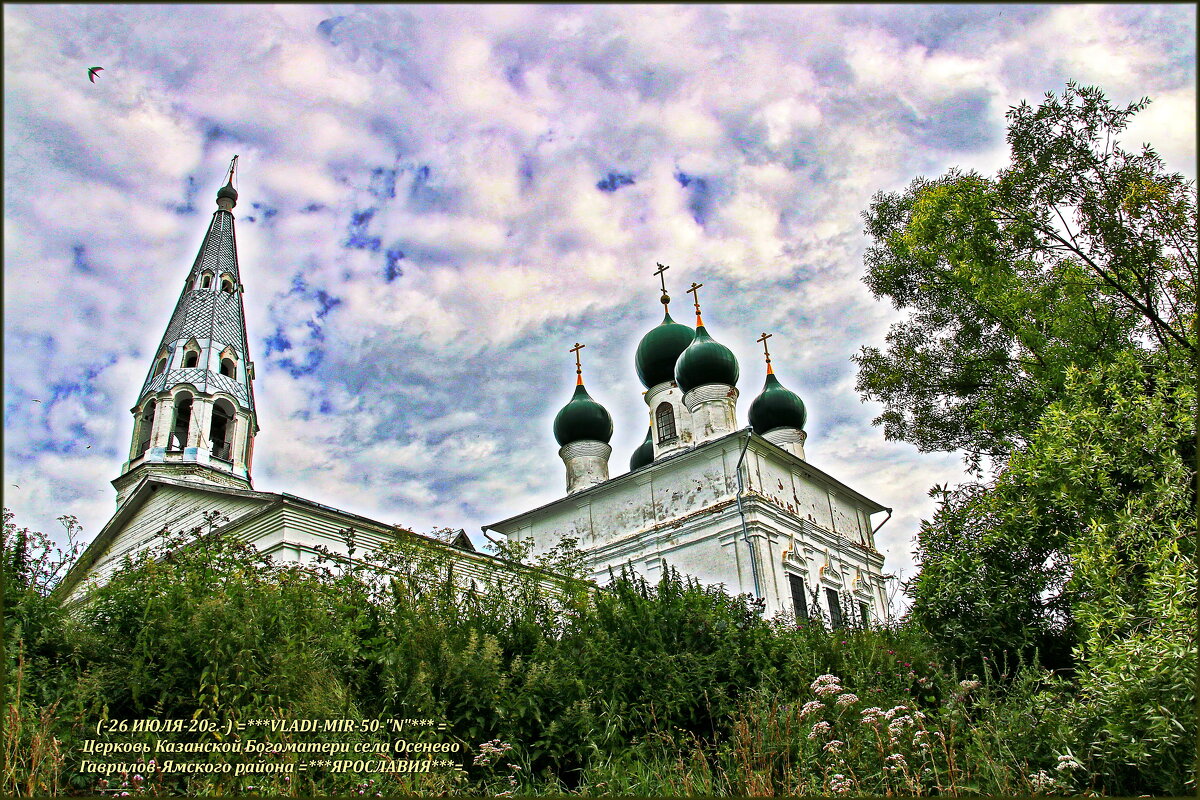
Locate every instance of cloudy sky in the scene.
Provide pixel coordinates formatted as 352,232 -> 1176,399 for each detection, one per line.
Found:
4,4 -> 1196,603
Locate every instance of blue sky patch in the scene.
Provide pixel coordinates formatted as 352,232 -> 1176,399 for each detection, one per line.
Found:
596,172 -> 636,192
345,208 -> 382,251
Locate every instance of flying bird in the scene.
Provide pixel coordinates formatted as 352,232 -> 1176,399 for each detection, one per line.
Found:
88,66 -> 104,83
31,399 -> 41,402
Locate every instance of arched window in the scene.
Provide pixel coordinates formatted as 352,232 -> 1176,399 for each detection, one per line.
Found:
183,351 -> 199,369
219,358 -> 236,378
136,401 -> 156,454
169,395 -> 192,451
220,276 -> 235,293
655,403 -> 677,444
153,357 -> 167,377
199,272 -> 213,290
210,400 -> 235,462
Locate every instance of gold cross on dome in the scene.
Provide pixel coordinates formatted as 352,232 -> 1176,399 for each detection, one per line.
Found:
757,331 -> 773,363
653,262 -> 670,293
569,342 -> 585,377
687,281 -> 704,315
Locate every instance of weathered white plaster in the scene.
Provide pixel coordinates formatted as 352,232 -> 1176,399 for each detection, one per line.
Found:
560,439 -> 612,494
488,431 -> 892,624
764,426 -> 806,460
682,383 -> 739,443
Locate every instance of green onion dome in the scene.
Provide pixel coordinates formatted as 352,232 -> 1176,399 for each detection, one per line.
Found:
629,426 -> 654,470
217,180 -> 238,205
749,371 -> 807,434
553,383 -> 614,446
674,324 -> 739,393
635,311 -> 695,388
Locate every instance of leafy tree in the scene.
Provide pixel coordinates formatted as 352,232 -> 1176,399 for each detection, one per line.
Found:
857,83 -> 1197,792
856,82 -> 1195,469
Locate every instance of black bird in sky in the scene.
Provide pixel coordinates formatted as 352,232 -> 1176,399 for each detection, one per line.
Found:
88,66 -> 104,83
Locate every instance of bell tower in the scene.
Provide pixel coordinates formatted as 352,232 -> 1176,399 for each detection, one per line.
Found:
114,157 -> 259,507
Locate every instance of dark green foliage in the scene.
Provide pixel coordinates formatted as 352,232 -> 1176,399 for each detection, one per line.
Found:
3,508 -> 1195,795
856,82 -> 1195,468
857,82 -> 1197,796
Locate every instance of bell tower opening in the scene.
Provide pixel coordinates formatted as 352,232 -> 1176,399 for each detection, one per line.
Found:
210,400 -> 235,462
135,400 -> 156,455
169,394 -> 193,451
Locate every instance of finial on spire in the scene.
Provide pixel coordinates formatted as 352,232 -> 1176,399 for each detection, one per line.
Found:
654,262 -> 671,308
757,331 -> 774,374
216,155 -> 239,209
570,342 -> 586,385
687,281 -> 704,326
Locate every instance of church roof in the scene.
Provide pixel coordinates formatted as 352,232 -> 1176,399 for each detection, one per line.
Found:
485,429 -> 887,532
674,322 -> 739,391
552,382 -> 613,446
634,310 -> 694,388
749,370 -> 807,434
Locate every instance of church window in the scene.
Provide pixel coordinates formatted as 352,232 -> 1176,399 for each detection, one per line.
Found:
788,574 -> 808,622
859,600 -> 870,629
199,272 -> 213,290
210,400 -> 234,462
655,403 -> 677,444
220,358 -> 236,378
183,351 -> 199,369
220,274 -> 235,293
169,395 -> 192,450
825,588 -> 843,629
153,357 -> 167,377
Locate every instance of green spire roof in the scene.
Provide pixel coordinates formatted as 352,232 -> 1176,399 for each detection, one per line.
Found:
674,324 -> 739,392
629,426 -> 654,470
634,311 -> 694,388
749,371 -> 806,434
552,383 -> 613,446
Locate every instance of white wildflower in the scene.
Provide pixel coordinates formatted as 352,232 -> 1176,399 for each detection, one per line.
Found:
883,705 -> 908,720
835,693 -> 859,707
959,679 -> 981,691
1055,753 -> 1083,772
799,700 -> 825,718
860,707 -> 885,725
807,720 -> 832,740
814,682 -> 843,697
829,773 -> 853,795
1029,769 -> 1058,793
810,674 -> 841,690
823,739 -> 844,754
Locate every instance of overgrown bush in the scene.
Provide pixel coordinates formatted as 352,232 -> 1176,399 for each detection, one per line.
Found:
3,507 -> 1195,796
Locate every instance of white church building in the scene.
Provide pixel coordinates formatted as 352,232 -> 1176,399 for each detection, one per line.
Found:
60,165 -> 893,627
485,274 -> 893,625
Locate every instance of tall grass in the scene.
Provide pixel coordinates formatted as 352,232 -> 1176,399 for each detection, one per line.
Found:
3,509 -> 1193,796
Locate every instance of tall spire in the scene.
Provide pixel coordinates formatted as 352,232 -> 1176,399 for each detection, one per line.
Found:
117,160 -> 259,502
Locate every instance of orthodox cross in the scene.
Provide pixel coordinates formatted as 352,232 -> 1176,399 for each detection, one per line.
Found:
226,154 -> 239,186
570,342 -> 585,383
757,331 -> 773,363
654,262 -> 671,308
687,281 -> 704,321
